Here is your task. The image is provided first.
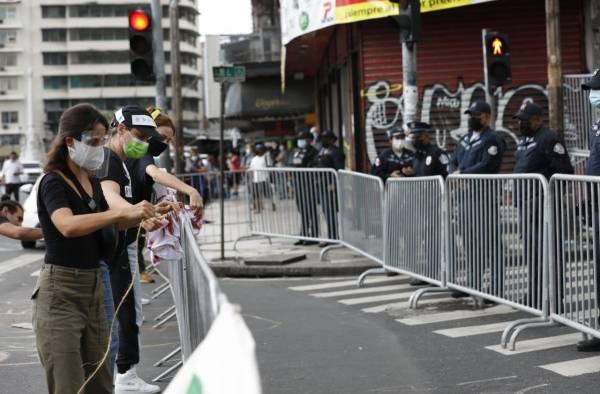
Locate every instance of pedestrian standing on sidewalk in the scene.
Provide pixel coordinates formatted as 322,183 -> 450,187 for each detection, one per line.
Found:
125,107 -> 203,327
1,151 -> 23,201
575,70 -> 600,352
33,103 -> 154,394
102,105 -> 176,394
291,129 -> 319,246
249,144 -> 273,213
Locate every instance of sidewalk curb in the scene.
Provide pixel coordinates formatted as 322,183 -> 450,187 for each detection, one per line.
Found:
209,261 -> 380,278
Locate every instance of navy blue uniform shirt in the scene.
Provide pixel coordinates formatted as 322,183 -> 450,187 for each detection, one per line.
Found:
587,120 -> 600,175
513,126 -> 574,178
448,132 -> 471,173
413,144 -> 449,178
371,148 -> 414,182
457,128 -> 505,174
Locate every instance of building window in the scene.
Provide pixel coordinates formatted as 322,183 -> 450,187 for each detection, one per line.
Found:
0,6 -> 17,21
0,31 -> 16,46
0,53 -> 17,67
69,5 -> 137,18
70,28 -> 128,41
70,51 -> 129,64
42,29 -> 67,42
69,74 -> 152,88
0,77 -> 17,91
43,52 -> 67,65
41,6 -> 66,18
43,76 -> 68,90
0,134 -> 21,145
1,111 -> 18,124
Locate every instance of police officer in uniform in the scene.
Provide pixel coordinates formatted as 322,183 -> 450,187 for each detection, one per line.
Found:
371,126 -> 415,182
453,101 -> 505,299
291,130 -> 319,246
408,121 -> 449,177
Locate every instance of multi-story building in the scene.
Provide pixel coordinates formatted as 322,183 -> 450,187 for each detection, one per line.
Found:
0,0 -> 27,156
29,0 -> 203,148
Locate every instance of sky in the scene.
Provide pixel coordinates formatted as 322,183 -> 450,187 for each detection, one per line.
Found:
199,0 -> 253,35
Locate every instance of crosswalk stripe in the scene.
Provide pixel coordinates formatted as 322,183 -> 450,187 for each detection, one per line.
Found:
397,306 -> 515,326
0,253 -> 43,277
361,296 -> 456,314
539,355 -> 600,377
485,333 -> 581,355
288,276 -> 407,292
434,321 -> 513,338
339,291 -> 418,305
311,283 -> 414,298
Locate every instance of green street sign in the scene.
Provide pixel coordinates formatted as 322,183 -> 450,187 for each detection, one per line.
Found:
213,66 -> 246,83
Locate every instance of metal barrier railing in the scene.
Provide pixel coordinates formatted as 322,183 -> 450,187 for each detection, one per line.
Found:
549,175 -> 600,341
446,174 -> 554,349
563,73 -> 595,153
246,168 -> 340,243
176,170 -> 251,247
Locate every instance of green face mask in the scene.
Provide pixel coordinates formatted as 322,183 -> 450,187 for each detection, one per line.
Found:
123,134 -> 149,159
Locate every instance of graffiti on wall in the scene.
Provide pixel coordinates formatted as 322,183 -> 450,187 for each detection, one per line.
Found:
364,79 -> 548,162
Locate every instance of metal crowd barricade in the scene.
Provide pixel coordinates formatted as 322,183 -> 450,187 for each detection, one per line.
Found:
446,174 -> 553,349
549,174 -> 600,342
176,170 -> 252,248
246,168 -> 341,244
154,216 -> 222,382
563,73 -> 595,152
318,171 -> 385,285
383,176 -> 449,306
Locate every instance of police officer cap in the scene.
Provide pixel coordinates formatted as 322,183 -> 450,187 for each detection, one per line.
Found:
464,101 -> 491,115
513,102 -> 542,120
386,126 -> 404,139
297,130 -> 312,140
407,121 -> 431,134
582,69 -> 600,90
319,130 -> 337,141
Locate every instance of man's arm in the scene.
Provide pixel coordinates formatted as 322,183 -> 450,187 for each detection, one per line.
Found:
0,223 -> 43,241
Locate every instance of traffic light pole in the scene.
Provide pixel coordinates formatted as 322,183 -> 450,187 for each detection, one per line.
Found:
169,0 -> 184,174
545,0 -> 564,135
219,82 -> 226,260
151,0 -> 170,170
402,41 -> 418,124
482,28 -> 497,126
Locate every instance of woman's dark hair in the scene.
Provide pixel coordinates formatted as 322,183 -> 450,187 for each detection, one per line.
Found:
44,103 -> 109,173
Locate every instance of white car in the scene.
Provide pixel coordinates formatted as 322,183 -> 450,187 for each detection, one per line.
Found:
21,174 -> 42,249
20,160 -> 43,185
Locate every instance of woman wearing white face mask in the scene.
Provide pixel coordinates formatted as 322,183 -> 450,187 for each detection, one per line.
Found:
371,126 -> 415,182
33,104 -> 155,394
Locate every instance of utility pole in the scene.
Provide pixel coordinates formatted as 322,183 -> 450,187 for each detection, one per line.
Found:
170,0 -> 184,173
402,42 -> 418,124
219,82 -> 226,260
151,0 -> 170,169
545,0 -> 564,135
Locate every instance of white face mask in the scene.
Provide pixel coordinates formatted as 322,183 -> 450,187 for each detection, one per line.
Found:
68,139 -> 105,171
392,138 -> 405,153
297,139 -> 308,149
590,90 -> 600,108
404,137 -> 416,152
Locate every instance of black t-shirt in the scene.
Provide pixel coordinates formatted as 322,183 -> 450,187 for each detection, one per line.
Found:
37,173 -> 109,269
0,215 -> 8,225
125,154 -> 155,204
100,150 -> 135,246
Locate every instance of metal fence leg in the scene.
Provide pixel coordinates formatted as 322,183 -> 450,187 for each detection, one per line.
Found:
152,310 -> 177,329
151,281 -> 170,295
357,268 -> 387,287
152,360 -> 183,383
320,243 -> 344,261
500,317 -> 548,349
154,305 -> 176,322
506,319 -> 555,351
408,287 -> 450,309
151,284 -> 171,300
154,346 -> 181,367
233,235 -> 272,251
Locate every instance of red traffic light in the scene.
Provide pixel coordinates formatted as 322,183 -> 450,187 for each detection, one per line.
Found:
129,10 -> 150,32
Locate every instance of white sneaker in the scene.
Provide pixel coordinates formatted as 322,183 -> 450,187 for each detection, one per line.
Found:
141,297 -> 151,305
115,367 -> 160,393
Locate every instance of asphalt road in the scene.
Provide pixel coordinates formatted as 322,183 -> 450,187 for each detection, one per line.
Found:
0,239 -> 599,394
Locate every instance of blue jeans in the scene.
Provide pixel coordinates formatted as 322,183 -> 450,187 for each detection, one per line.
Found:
100,261 -> 119,377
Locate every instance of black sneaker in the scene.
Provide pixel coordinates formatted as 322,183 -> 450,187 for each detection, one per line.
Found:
409,278 -> 427,286
450,291 -> 470,298
293,240 -> 305,246
577,337 -> 600,352
303,240 -> 319,246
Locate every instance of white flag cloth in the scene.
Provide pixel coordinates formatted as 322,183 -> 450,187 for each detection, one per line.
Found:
164,300 -> 262,394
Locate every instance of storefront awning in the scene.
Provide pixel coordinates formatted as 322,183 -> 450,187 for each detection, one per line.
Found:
225,78 -> 314,119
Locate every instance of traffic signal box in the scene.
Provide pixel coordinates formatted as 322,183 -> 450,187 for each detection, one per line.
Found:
484,31 -> 512,88
129,9 -> 155,81
389,0 -> 422,43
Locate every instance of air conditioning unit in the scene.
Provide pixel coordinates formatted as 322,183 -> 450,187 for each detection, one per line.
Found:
0,19 -> 4,24
2,125 -> 8,130
0,67 -> 5,71
0,91 -> 6,95
0,44 -> 4,48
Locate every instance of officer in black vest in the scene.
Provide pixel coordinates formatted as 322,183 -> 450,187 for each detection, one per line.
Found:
371,126 -> 415,182
312,131 -> 345,246
577,71 -> 600,352
290,130 -> 320,246
408,121 -> 449,177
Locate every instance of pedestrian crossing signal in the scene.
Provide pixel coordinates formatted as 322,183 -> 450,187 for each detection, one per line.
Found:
128,9 -> 154,81
484,31 -> 511,88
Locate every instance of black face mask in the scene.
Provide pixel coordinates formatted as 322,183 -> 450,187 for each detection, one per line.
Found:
519,120 -> 533,136
413,140 -> 427,150
468,117 -> 483,131
148,138 -> 169,157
